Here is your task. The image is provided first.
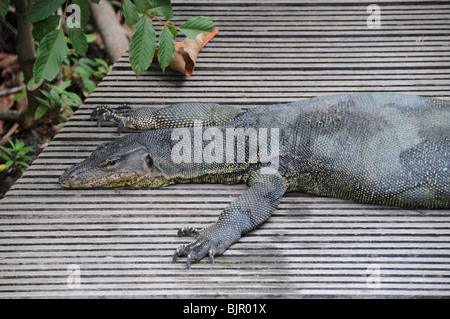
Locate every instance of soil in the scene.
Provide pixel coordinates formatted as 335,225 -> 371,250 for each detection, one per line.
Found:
0,120 -> 61,199
0,4 -> 108,199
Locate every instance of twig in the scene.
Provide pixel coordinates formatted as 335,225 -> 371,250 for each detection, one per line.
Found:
89,0 -> 129,63
0,122 -> 19,146
0,86 -> 24,97
0,110 -> 21,122
0,16 -> 18,36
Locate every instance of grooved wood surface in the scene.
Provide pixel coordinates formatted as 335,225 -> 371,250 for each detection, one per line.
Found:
1,0 -> 450,298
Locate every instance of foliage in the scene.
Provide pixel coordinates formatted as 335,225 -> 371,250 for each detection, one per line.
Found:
34,81 -> 82,124
33,28 -> 68,83
63,34 -> 113,95
0,138 -> 35,173
64,56 -> 112,93
0,0 -> 10,19
27,0 -> 214,84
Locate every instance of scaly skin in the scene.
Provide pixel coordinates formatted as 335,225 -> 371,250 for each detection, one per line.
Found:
60,93 -> 450,268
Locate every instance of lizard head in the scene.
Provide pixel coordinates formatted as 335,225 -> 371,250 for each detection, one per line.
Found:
59,131 -> 176,189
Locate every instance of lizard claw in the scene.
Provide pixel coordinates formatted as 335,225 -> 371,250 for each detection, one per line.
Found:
187,253 -> 192,270
96,114 -> 105,127
177,226 -> 201,237
172,225 -> 239,269
209,247 -> 216,264
90,105 -> 107,122
172,226 -> 216,269
90,104 -> 133,134
173,242 -> 214,270
117,120 -> 125,135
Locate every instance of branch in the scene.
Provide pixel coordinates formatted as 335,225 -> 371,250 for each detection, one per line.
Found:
15,0 -> 43,128
89,0 -> 129,63
0,86 -> 24,97
0,110 -> 21,122
0,122 -> 20,146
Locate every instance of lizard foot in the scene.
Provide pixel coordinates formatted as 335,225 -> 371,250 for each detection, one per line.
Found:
91,104 -> 133,134
172,225 -> 239,269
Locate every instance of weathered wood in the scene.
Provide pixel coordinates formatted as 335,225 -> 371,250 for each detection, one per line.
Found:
1,0 -> 450,298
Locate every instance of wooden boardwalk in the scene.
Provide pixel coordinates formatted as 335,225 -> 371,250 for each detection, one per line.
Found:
1,0 -> 450,298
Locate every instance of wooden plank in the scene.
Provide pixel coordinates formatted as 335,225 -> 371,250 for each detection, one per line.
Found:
1,0 -> 450,298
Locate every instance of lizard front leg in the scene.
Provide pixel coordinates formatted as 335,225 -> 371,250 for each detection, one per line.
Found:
91,104 -> 160,134
173,169 -> 287,269
91,103 -> 243,134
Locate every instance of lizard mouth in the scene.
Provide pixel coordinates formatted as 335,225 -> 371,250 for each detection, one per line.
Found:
59,167 -> 138,189
59,165 -> 167,189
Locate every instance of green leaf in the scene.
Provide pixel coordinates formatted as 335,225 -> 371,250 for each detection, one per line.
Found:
68,25 -> 88,56
129,16 -> 156,77
149,0 -> 173,20
35,97 -> 50,108
81,77 -> 96,93
90,0 -> 101,4
0,145 -> 11,154
5,160 -> 13,169
167,22 -> 178,39
72,0 -> 90,29
34,104 -> 49,120
158,26 -> 175,72
32,15 -> 61,40
122,0 -> 138,27
79,57 -> 97,67
15,140 -> 24,150
0,145 -> 12,153
95,58 -> 109,68
11,91 -> 26,101
0,150 -> 11,157
22,146 -> 35,152
86,33 -> 97,43
179,16 -> 214,40
62,105 -> 75,113
135,0 -> 151,14
26,0 -> 66,23
26,77 -> 44,91
0,148 -> 12,155
6,137 -> 14,148
33,29 -> 68,82
65,91 -> 82,102
17,149 -> 27,156
60,80 -> 71,91
17,162 -> 30,168
0,153 -> 11,162
47,83 -> 63,93
39,90 -> 54,101
0,0 -> 10,19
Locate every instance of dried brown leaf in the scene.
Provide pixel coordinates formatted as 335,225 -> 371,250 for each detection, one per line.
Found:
154,28 -> 219,76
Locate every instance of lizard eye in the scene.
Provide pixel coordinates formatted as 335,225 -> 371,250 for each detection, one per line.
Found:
104,158 -> 120,168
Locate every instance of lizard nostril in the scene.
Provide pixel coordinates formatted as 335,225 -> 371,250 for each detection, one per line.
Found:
59,172 -> 73,188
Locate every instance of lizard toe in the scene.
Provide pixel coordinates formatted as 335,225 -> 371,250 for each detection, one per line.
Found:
177,226 -> 201,237
173,224 -> 241,269
116,103 -> 133,112
91,104 -> 133,133
172,234 -> 220,269
90,105 -> 109,121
